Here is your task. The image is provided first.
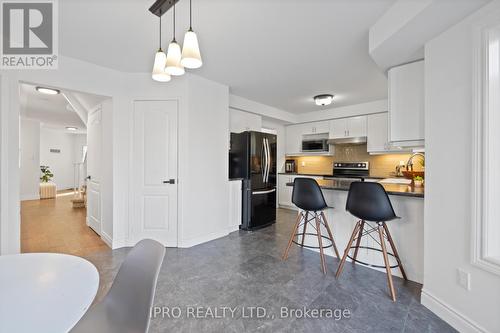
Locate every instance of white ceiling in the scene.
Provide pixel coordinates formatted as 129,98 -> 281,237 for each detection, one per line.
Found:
20,83 -> 107,132
59,0 -> 396,113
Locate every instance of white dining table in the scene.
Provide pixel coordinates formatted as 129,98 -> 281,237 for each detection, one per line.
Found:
0,253 -> 99,333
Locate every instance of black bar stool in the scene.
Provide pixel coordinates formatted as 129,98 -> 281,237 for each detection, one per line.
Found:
282,178 -> 340,274
335,181 -> 407,301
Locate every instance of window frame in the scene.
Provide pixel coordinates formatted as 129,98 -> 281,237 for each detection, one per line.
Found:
472,22 -> 500,276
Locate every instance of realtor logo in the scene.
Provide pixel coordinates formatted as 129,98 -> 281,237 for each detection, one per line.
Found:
1,0 -> 58,69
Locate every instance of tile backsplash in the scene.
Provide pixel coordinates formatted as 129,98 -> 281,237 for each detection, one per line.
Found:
289,144 -> 422,178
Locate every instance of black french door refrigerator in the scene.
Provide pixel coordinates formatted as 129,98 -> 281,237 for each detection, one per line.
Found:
229,131 -> 277,230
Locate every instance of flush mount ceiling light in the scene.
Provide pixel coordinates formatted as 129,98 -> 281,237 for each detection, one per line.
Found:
36,87 -> 60,95
152,11 -> 171,82
181,0 -> 202,69
314,94 -> 334,106
66,126 -> 78,131
165,2 -> 185,76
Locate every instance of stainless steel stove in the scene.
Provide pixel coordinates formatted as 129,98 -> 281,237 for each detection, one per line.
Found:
325,161 -> 370,182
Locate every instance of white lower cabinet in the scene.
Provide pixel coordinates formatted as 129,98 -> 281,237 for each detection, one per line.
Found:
278,175 -> 294,207
228,180 -> 242,232
278,175 -> 322,209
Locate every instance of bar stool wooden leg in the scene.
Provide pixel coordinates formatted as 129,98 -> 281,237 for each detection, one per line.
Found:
315,213 -> 327,274
382,223 -> 407,280
301,212 -> 309,247
378,224 -> 396,302
335,221 -> 361,278
282,212 -> 303,261
352,220 -> 365,261
320,211 -> 340,259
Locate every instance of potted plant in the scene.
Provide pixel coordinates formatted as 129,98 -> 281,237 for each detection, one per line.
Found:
413,176 -> 424,187
40,165 -> 54,183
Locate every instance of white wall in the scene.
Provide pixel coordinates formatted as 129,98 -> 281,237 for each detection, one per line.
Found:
229,94 -> 296,123
1,74 -> 21,254
39,128 -> 78,190
100,99 -> 113,243
179,75 -> 230,246
229,108 -> 262,133
20,119 -> 40,200
423,1 -> 500,332
0,55 -> 233,253
72,133 -> 87,184
295,99 -> 388,123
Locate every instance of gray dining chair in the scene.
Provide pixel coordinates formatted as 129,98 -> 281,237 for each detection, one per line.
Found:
71,239 -> 166,333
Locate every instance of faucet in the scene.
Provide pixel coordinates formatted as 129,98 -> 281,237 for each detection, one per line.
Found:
406,153 -> 425,172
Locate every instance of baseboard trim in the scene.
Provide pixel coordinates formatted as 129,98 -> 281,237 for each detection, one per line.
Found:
20,193 -> 39,201
227,225 -> 240,233
178,229 -> 229,248
111,238 -> 129,249
421,289 -> 488,333
101,231 -> 113,248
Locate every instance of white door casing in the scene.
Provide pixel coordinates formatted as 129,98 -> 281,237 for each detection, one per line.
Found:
86,107 -> 102,235
132,100 -> 178,247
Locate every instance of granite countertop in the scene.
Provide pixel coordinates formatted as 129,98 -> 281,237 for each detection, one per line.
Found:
278,172 -> 386,180
278,172 -> 333,177
286,178 -> 424,198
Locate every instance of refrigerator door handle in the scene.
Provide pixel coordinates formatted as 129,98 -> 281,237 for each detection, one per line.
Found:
263,138 -> 269,183
263,138 -> 268,183
265,138 -> 271,183
261,140 -> 265,182
252,188 -> 276,195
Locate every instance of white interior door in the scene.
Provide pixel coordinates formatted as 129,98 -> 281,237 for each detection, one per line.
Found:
132,100 -> 178,247
86,107 -> 102,234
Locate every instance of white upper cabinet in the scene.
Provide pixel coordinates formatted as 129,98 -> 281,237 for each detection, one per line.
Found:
388,60 -> 425,146
302,121 -> 330,135
329,118 -> 347,139
285,120 -> 331,156
367,113 -> 389,153
329,116 -> 367,139
229,108 -> 262,133
346,116 -> 367,137
285,124 -> 303,155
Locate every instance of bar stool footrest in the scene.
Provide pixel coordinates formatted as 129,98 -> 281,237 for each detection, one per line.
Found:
292,232 -> 333,250
347,246 -> 400,269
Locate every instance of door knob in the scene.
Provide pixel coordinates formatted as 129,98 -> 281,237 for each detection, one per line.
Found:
163,179 -> 175,184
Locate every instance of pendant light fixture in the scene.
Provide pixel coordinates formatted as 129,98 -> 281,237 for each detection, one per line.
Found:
165,2 -> 185,76
152,12 -> 171,82
181,0 -> 202,69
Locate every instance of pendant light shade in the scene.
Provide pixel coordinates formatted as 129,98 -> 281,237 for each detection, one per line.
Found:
151,12 -> 170,82
152,49 -> 171,82
165,2 -> 184,76
165,41 -> 185,76
181,29 -> 202,69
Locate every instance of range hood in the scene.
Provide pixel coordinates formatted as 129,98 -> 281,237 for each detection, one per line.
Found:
327,136 -> 367,145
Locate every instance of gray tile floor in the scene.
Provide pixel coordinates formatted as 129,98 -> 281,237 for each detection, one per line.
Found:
84,208 -> 456,333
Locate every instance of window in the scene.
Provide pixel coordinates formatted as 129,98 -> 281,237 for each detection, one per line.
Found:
472,23 -> 500,275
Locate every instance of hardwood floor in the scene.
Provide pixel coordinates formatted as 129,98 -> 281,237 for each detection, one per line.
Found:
21,191 -> 110,256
